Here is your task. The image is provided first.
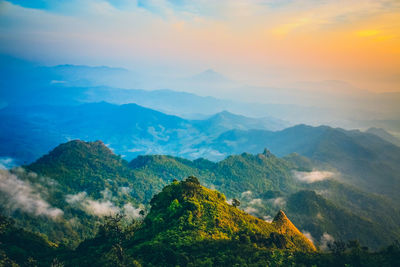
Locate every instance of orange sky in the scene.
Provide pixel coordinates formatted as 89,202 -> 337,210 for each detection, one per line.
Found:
1,0 -> 399,92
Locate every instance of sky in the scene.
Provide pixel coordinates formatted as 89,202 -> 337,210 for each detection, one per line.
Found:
0,0 -> 399,92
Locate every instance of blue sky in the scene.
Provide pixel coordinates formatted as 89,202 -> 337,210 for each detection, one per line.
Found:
1,0 -> 399,92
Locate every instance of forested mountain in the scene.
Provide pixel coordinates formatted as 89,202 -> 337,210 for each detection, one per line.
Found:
207,124 -> 400,201
366,127 -> 400,147
1,177 -> 399,267
2,103 -> 400,205
0,102 -> 286,164
1,140 -> 399,252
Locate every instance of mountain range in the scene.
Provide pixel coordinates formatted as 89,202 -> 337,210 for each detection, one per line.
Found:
2,55 -> 400,130
0,140 -> 398,252
2,101 -> 400,203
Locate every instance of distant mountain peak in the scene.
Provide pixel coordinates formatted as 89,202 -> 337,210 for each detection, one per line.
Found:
203,68 -> 218,74
191,69 -> 231,83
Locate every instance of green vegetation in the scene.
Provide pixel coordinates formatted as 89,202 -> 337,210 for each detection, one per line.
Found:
1,179 -> 399,266
0,140 -> 394,250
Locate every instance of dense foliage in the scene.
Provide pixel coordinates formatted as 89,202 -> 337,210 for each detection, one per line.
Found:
1,180 -> 399,266
0,140 -> 396,250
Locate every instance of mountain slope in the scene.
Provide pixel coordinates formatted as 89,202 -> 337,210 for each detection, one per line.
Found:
285,190 -> 397,250
2,140 -> 399,250
209,124 -> 400,201
126,178 -> 315,266
365,127 -> 400,147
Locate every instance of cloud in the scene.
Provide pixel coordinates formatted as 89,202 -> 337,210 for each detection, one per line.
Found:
302,230 -> 314,245
244,206 -> 258,215
66,191 -> 119,217
263,215 -> 273,222
320,232 -> 335,250
123,203 -> 144,220
2,0 -> 400,93
66,190 -> 143,218
249,198 -> 262,205
292,170 -> 334,183
65,191 -> 87,204
0,169 -> 63,219
269,197 -> 286,207
241,190 -> 252,198
119,186 -> 132,194
84,199 -> 120,217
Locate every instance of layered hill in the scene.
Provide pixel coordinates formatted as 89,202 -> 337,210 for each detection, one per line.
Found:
2,100 -> 400,207
0,140 -> 396,249
133,178 -> 315,252
69,178 -> 315,266
208,124 -> 400,201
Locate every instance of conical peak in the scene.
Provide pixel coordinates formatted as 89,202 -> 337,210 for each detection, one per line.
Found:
272,210 -> 299,234
273,210 -> 289,223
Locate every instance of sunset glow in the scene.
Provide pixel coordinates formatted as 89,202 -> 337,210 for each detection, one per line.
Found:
0,0 -> 399,92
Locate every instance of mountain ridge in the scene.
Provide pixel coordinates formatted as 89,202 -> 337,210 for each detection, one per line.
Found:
11,139 -> 399,250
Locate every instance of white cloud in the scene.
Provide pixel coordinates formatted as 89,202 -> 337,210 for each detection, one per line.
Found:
244,206 -> 258,215
66,190 -> 143,218
119,186 -> 132,194
123,203 -> 144,220
241,190 -> 252,198
0,169 -> 63,219
270,197 -> 286,207
66,191 -> 87,204
249,198 -> 262,205
302,230 -> 314,244
292,170 -> 334,183
263,215 -> 273,222
320,232 -> 335,250
66,191 -> 119,217
84,199 -> 120,217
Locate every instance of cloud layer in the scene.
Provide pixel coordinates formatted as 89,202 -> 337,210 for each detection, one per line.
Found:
66,189 -> 143,219
0,169 -> 63,219
293,170 -> 334,183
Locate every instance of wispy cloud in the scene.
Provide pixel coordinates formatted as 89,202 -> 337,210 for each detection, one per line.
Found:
66,189 -> 143,218
1,0 -> 399,92
0,169 -> 63,219
320,232 -> 335,251
293,170 -> 334,183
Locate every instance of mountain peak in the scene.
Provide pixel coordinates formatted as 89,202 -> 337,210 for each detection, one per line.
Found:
272,209 -> 316,250
191,69 -> 230,83
27,140 -> 127,195
273,210 -> 289,224
135,178 -> 316,252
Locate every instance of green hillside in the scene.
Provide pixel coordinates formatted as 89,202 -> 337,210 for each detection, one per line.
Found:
69,178 -> 315,266
0,215 -> 60,266
0,140 -> 396,250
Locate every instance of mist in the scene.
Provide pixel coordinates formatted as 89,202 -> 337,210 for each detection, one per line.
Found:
66,189 -> 143,219
0,169 -> 63,219
293,170 -> 334,183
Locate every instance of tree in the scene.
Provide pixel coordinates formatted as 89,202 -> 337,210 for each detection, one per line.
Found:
139,210 -> 145,217
328,240 -> 346,255
186,176 -> 200,185
232,198 -> 240,208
